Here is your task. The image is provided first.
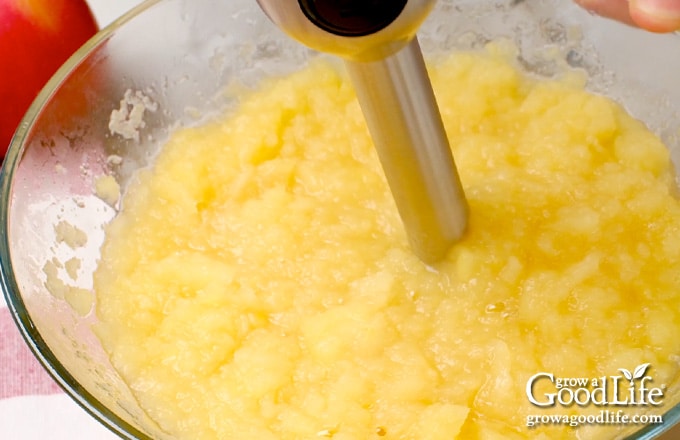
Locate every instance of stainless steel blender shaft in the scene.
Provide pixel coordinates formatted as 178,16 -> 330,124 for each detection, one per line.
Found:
346,38 -> 467,263
256,0 -> 468,263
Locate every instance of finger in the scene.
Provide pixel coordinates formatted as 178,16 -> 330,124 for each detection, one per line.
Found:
574,0 -> 637,26
629,0 -> 680,32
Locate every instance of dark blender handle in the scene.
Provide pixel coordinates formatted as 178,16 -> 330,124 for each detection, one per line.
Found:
256,0 -> 434,61
298,0 -> 407,37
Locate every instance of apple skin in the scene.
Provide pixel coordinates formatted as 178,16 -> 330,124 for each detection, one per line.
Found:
0,0 -> 99,158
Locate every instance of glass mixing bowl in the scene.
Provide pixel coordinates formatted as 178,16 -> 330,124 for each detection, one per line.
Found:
2,0 -> 680,438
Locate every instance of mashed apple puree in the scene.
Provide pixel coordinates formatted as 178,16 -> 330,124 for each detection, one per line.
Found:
93,47 -> 680,439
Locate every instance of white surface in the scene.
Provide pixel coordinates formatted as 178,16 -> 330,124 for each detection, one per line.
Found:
87,0 -> 146,27
0,395 -> 119,440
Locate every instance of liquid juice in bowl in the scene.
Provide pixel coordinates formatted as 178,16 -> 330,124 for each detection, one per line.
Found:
81,1 -> 680,440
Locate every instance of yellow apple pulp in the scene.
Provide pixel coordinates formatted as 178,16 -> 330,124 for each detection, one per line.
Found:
93,47 -> 680,439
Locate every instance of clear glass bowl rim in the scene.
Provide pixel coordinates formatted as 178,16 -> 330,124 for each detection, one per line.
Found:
0,2 -> 162,438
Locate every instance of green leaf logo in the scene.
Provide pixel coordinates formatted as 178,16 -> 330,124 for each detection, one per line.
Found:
619,363 -> 650,386
619,368 -> 633,382
633,363 -> 651,380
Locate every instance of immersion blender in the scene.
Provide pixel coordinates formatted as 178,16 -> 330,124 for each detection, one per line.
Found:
255,0 -> 468,264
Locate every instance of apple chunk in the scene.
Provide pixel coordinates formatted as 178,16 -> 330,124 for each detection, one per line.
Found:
0,0 -> 98,158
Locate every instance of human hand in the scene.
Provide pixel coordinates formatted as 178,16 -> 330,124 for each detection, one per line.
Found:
575,0 -> 680,32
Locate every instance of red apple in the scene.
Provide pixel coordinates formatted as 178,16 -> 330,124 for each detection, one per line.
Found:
0,0 -> 98,158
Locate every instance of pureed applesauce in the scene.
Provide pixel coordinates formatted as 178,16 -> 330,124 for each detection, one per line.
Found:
93,45 -> 680,439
